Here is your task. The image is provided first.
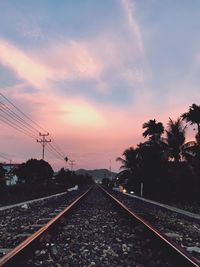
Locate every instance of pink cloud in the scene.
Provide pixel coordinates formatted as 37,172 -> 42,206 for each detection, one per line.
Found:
0,38 -> 103,91
0,29 -> 146,99
0,39 -> 52,88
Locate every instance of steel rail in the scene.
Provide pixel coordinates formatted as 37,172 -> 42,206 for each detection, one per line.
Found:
0,186 -> 92,267
99,185 -> 200,267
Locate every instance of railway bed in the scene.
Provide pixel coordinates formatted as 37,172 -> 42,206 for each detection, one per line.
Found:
0,188 -> 87,258
109,188 -> 200,262
0,185 -> 198,266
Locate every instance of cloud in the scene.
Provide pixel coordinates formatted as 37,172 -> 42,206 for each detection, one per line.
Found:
0,38 -> 106,94
0,39 -> 52,88
0,38 -> 102,90
0,19 -> 147,99
60,99 -> 106,128
38,40 -> 103,82
121,0 -> 144,55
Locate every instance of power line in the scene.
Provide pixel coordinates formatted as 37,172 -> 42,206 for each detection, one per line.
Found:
0,93 -> 67,163
46,144 -> 65,161
0,153 -> 10,161
51,138 -> 66,157
0,93 -> 47,133
48,143 -> 65,159
0,116 -> 36,139
0,104 -> 39,136
0,101 -> 39,133
0,112 -> 38,138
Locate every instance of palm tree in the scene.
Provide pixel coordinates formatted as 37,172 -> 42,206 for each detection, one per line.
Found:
116,147 -> 138,173
142,119 -> 164,142
116,147 -> 143,194
165,118 -> 186,162
181,104 -> 200,144
135,141 -> 167,198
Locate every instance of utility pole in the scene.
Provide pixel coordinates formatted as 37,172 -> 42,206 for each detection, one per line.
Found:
37,133 -> 51,160
69,160 -> 76,171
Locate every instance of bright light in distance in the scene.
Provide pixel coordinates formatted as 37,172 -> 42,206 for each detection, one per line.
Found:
130,191 -> 134,194
61,102 -> 105,127
122,189 -> 127,193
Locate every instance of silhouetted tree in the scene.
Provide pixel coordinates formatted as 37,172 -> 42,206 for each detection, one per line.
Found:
55,168 -> 93,187
142,119 -> 164,142
15,159 -> 53,184
181,104 -> 200,144
0,165 -> 6,186
137,141 -> 166,198
116,147 -> 139,174
55,168 -> 69,185
165,118 -> 186,162
116,147 -> 141,193
116,107 -> 200,200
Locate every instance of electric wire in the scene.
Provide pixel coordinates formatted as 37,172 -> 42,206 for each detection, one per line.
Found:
0,101 -> 39,134
46,144 -> 65,161
51,138 -> 66,157
48,143 -> 66,159
0,93 -> 47,133
47,143 -> 66,160
0,93 -> 67,162
0,112 -> 38,138
0,153 -> 10,161
0,116 -> 36,139
0,104 -> 39,135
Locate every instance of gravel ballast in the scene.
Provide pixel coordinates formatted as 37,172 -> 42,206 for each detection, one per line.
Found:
18,187 -> 187,267
0,188 -> 87,258
109,189 -> 200,262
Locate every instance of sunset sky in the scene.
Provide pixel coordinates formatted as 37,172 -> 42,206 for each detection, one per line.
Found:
0,0 -> 200,171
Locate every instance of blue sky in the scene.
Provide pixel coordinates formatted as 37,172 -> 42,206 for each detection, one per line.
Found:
0,0 -> 200,170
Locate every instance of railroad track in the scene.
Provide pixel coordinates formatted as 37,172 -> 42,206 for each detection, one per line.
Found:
109,188 -> 200,261
0,188 -> 89,259
0,185 -> 199,266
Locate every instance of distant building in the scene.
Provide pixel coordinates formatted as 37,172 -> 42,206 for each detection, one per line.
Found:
0,163 -> 21,186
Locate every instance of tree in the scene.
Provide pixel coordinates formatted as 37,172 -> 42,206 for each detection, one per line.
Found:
15,159 -> 53,184
116,147 -> 139,174
55,168 -> 93,187
165,118 -> 186,162
55,168 -> 71,185
181,104 -> 200,144
136,141 -> 167,198
142,119 -> 164,142
0,165 -> 6,186
116,147 -> 141,193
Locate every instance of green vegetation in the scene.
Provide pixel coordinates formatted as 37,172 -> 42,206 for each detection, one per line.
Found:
115,104 -> 200,201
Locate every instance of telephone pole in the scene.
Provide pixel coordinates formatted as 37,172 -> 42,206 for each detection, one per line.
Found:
37,133 -> 51,160
69,160 -> 76,171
